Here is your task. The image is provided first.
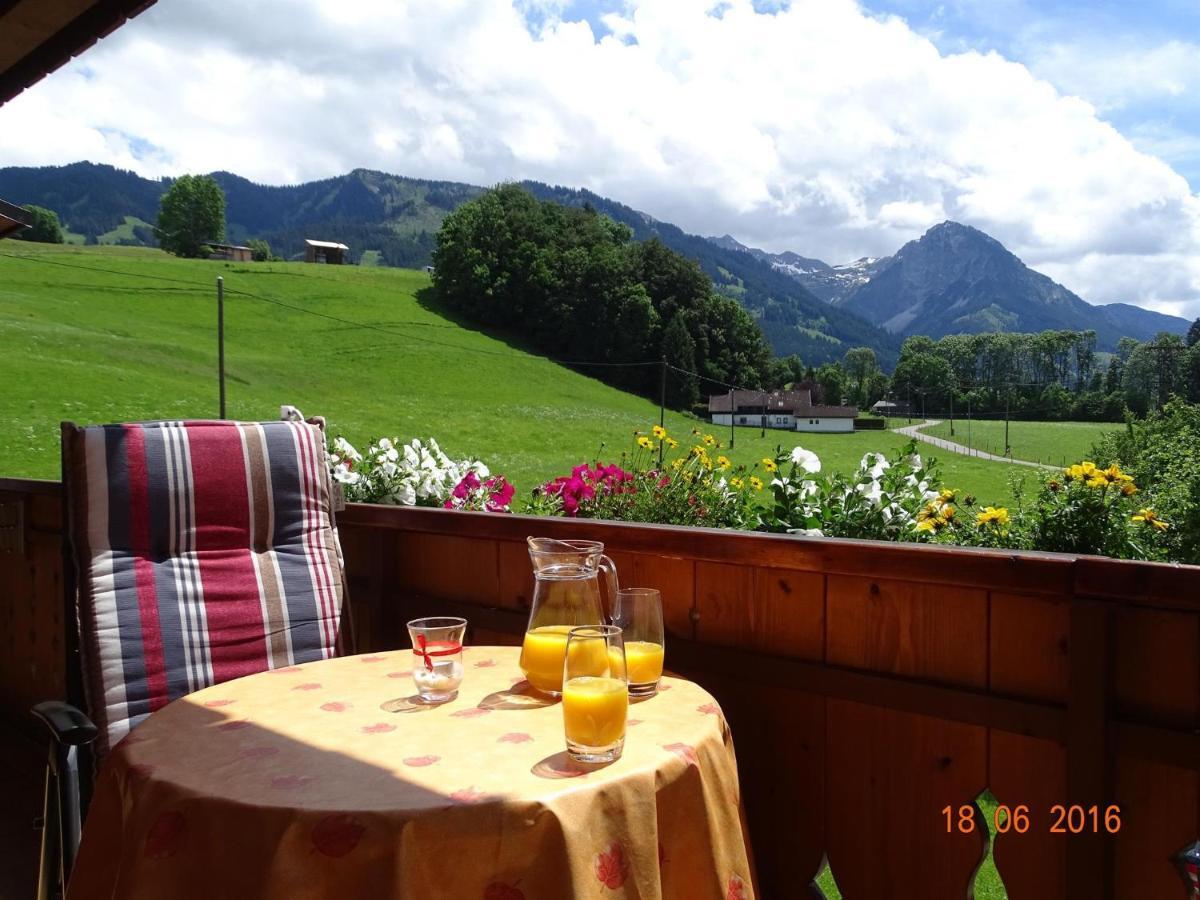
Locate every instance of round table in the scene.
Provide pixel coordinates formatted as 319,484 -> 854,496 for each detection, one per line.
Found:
68,646 -> 755,900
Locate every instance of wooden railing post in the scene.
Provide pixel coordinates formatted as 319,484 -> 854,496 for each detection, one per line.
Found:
1065,599 -> 1115,900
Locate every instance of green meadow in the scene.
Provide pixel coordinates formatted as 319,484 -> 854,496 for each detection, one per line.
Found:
0,242 -> 1023,505
921,418 -> 1124,468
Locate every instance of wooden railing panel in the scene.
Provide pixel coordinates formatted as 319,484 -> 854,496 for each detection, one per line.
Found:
1114,607 -> 1200,726
990,732 -> 1068,900
693,562 -> 824,658
825,701 -> 987,899
990,592 -> 1070,704
1115,758 -> 1198,899
827,576 -> 988,689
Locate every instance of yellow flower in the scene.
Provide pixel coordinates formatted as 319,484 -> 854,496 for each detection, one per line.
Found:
917,501 -> 939,522
976,506 -> 1010,527
749,476 -> 764,491
671,458 -> 685,470
761,458 -> 778,473
691,427 -> 701,435
941,505 -> 956,520
703,434 -> 718,447
666,438 -> 679,449
637,435 -> 654,450
915,519 -> 937,533
730,476 -> 744,489
1132,508 -> 1170,531
716,455 -> 731,470
652,425 -> 667,440
1085,474 -> 1108,489
938,489 -> 957,502
1121,482 -> 1138,496
1064,461 -> 1100,482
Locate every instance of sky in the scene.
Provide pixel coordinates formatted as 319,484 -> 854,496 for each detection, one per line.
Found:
3,0 -> 1200,318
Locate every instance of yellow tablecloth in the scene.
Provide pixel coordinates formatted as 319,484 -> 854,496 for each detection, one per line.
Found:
69,646 -> 754,900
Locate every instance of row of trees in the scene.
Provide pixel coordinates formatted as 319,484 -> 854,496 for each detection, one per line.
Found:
432,184 -> 797,404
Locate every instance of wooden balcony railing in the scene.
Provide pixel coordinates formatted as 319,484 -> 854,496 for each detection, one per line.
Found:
3,475 -> 1199,899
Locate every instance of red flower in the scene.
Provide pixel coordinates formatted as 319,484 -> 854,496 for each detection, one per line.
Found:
361,723 -> 397,734
697,702 -> 721,716
594,841 -> 629,889
403,755 -> 440,767
240,745 -> 278,759
474,659 -> 497,668
663,743 -> 699,768
320,701 -> 351,713
359,655 -> 388,663
451,707 -> 490,719
311,814 -> 364,858
387,670 -> 412,679
484,884 -> 525,900
270,666 -> 304,674
292,682 -> 322,691
203,699 -> 235,708
626,718 -> 643,727
218,720 -> 251,732
727,874 -> 749,900
144,811 -> 187,859
498,732 -> 533,744
451,786 -> 488,804
270,774 -> 313,790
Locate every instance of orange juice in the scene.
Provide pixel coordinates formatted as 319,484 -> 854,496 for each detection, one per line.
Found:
521,626 -> 608,693
621,640 -> 664,685
563,676 -> 628,747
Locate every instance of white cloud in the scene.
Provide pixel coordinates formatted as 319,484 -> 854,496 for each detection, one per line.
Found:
2,0 -> 1200,316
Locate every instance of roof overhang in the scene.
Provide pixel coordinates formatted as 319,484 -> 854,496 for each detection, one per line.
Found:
0,0 -> 158,106
0,198 -> 33,238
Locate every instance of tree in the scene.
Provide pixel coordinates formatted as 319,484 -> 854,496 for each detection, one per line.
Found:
13,205 -> 63,244
891,351 -> 953,414
815,362 -> 847,406
157,175 -> 226,258
842,347 -> 880,407
662,314 -> 699,409
247,238 -> 272,262
1188,318 -> 1200,348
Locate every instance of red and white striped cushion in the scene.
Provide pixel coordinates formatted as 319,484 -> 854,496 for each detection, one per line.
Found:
62,419 -> 345,754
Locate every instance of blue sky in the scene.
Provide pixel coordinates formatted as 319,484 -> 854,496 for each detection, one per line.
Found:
551,0 -> 1200,189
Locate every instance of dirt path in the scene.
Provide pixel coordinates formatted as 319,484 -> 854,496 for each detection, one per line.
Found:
892,420 -> 1052,469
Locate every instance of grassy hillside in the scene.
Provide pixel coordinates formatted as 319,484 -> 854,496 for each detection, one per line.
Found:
921,419 -> 1124,468
0,243 -> 1019,504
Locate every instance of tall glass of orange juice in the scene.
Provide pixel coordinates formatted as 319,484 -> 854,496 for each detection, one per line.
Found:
613,588 -> 664,696
562,625 -> 628,763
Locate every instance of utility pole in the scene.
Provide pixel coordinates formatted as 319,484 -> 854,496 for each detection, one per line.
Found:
967,396 -> 972,455
658,356 -> 666,469
217,277 -> 226,419
906,384 -> 912,424
728,388 -> 735,448
1004,389 -> 1011,458
949,388 -> 954,437
761,388 -> 766,438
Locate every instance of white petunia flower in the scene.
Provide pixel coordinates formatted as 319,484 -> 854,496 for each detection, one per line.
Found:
790,446 -> 821,473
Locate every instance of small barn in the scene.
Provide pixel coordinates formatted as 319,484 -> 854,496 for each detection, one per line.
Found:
204,242 -> 253,262
305,239 -> 349,264
0,199 -> 32,238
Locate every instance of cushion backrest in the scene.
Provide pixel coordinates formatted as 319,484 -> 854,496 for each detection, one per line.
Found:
62,419 -> 345,754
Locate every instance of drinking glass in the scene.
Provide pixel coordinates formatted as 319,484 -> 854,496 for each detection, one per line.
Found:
562,625 -> 628,763
407,617 -> 467,702
613,588 -> 665,696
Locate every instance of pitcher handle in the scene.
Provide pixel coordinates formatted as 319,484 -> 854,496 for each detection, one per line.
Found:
598,555 -> 620,624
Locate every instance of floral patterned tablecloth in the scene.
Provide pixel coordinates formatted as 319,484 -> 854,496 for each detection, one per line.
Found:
68,646 -> 754,900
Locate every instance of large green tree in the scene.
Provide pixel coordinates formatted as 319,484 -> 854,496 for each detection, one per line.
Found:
13,205 -> 63,244
157,175 -> 226,258
842,346 -> 881,407
432,184 -> 774,406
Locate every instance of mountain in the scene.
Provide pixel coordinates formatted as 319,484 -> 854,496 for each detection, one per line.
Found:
711,222 -> 1190,350
0,162 -> 898,367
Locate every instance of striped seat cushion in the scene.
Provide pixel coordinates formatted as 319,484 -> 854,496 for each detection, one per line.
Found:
62,419 -> 345,754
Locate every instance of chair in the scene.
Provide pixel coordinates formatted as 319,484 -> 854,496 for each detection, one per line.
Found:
32,414 -> 350,898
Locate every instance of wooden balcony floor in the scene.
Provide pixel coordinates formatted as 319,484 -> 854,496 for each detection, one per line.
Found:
1,728 -> 44,899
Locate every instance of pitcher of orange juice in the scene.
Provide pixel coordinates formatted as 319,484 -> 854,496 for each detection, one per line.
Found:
520,537 -> 618,695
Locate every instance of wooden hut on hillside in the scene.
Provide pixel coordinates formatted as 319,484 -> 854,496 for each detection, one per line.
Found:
0,199 -> 32,238
305,239 -> 348,264
204,242 -> 253,262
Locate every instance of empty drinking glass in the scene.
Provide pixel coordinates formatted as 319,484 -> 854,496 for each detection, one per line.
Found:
562,625 -> 628,763
407,617 -> 467,702
613,588 -> 665,696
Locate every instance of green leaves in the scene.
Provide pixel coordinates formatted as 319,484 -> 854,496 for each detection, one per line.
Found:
157,174 -> 226,258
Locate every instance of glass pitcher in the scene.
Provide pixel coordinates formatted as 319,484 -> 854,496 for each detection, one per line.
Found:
519,537 -> 619,695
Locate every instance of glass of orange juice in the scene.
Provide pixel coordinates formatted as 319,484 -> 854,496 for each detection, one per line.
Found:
562,625 -> 628,763
613,588 -> 664,696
